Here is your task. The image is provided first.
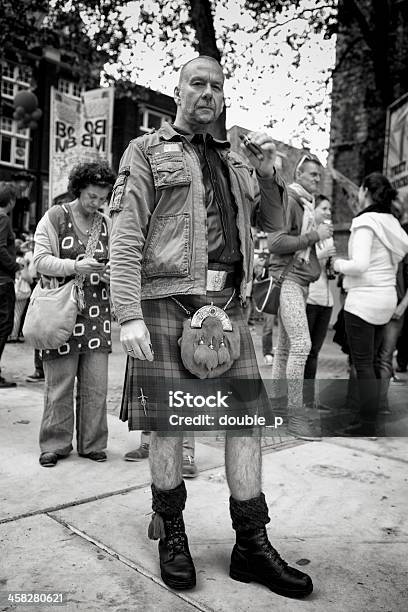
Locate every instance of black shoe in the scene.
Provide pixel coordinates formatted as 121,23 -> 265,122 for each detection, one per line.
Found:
39,452 -> 59,467
26,371 -> 45,382
230,527 -> 313,598
159,515 -> 196,590
0,376 -> 16,388
39,450 -> 71,467
79,451 -> 107,462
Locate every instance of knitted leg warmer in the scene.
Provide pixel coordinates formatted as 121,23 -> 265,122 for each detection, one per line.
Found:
148,481 -> 187,540
229,492 -> 271,532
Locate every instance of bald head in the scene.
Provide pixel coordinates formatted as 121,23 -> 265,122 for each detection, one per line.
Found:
178,56 -> 224,86
173,55 -> 225,133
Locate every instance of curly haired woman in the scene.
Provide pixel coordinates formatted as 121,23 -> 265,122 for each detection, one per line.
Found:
33,162 -> 116,466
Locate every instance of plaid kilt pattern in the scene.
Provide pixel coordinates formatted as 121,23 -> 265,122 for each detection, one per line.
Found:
120,287 -> 271,431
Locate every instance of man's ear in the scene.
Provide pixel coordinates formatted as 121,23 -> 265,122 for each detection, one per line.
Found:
174,86 -> 181,105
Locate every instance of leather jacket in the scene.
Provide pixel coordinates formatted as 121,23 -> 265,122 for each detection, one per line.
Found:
109,122 -> 286,324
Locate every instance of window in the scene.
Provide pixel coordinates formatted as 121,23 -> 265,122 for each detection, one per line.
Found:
138,108 -> 172,135
0,61 -> 31,167
0,112 -> 30,168
1,60 -> 31,101
57,78 -> 83,99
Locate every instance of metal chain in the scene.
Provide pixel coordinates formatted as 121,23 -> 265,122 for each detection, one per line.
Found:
171,288 -> 236,317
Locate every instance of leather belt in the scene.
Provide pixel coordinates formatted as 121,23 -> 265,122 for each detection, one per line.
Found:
206,269 -> 236,291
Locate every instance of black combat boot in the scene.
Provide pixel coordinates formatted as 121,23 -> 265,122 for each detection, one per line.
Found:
149,481 -> 196,590
229,493 -> 313,599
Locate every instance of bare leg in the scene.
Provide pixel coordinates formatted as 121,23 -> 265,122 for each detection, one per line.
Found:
149,432 -> 183,490
225,434 -> 262,500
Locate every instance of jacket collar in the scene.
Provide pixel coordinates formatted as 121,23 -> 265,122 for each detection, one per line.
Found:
158,121 -> 230,149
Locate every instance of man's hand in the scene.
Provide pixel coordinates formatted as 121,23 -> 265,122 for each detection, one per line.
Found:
240,132 -> 277,178
316,223 -> 333,241
120,319 -> 154,361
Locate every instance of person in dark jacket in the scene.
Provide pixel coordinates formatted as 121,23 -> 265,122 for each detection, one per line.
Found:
268,154 -> 332,439
0,182 -> 18,388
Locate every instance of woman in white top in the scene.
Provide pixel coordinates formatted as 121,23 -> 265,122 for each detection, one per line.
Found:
334,172 -> 408,435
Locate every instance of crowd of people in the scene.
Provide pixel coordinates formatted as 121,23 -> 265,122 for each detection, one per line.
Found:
1,55 -> 408,601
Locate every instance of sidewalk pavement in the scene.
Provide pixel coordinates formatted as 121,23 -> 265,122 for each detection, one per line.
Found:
1,325 -> 408,611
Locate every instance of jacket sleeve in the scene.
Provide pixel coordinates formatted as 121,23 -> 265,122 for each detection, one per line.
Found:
109,140 -> 156,324
256,171 -> 287,232
267,193 -> 320,255
0,215 -> 19,275
33,212 -> 76,277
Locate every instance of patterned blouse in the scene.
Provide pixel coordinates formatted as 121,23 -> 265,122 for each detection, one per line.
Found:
42,206 -> 111,361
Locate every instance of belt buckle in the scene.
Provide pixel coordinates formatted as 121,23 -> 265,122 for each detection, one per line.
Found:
206,269 -> 227,291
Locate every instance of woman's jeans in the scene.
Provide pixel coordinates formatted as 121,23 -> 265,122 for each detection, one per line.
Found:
304,304 -> 332,406
344,311 -> 385,426
376,316 -> 405,411
40,351 -> 109,455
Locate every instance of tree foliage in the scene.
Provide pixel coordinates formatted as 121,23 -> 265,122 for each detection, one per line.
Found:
1,0 -> 129,85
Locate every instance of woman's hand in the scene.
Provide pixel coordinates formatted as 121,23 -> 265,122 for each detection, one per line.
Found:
75,257 -> 105,275
325,245 -> 337,258
392,300 -> 408,320
317,223 -> 333,241
100,262 -> 110,284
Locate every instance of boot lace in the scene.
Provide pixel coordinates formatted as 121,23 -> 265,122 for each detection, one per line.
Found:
259,530 -> 288,569
165,517 -> 188,556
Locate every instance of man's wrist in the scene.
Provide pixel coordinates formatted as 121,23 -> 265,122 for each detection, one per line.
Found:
257,167 -> 276,179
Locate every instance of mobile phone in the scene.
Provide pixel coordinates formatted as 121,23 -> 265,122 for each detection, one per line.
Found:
239,133 -> 264,161
96,257 -> 109,264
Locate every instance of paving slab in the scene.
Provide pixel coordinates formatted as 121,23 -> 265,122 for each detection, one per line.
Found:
51,440 -> 408,612
0,391 -> 224,522
325,436 -> 408,464
0,514 -> 195,612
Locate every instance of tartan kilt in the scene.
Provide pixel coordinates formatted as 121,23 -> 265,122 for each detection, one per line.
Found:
120,287 -> 272,432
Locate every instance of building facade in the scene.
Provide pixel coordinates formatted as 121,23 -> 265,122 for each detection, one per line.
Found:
329,0 -> 408,230
0,51 -> 176,230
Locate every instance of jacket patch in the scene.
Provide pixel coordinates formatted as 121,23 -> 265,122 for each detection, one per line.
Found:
163,143 -> 183,153
109,166 -> 130,215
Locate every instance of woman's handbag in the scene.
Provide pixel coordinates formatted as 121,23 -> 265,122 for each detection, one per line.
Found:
22,279 -> 79,349
22,207 -> 104,350
252,257 -> 294,316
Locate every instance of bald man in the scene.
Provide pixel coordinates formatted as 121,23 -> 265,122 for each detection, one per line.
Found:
109,56 -> 313,599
